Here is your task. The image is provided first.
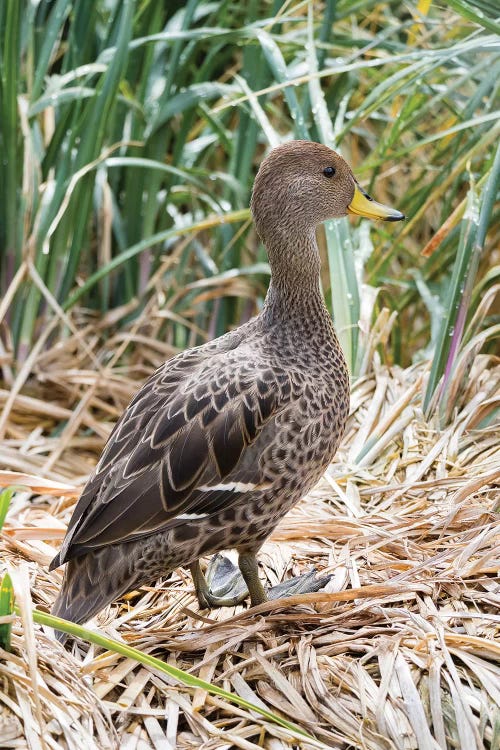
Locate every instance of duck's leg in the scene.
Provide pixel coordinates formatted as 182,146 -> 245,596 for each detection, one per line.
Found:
238,551 -> 267,606
239,551 -> 332,602
190,558 -> 249,608
190,552 -> 266,608
193,553 -> 331,609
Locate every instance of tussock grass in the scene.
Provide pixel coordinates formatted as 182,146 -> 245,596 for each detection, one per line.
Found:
0,322 -> 498,747
1,0 -> 498,387
0,1 -> 499,747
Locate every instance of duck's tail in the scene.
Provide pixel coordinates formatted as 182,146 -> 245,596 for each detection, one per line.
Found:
51,547 -> 144,643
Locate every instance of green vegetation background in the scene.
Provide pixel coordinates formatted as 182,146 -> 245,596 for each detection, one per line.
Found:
0,0 -> 498,415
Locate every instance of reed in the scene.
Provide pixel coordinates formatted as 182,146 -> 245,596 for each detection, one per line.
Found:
0,0 -> 497,379
0,2 -> 498,746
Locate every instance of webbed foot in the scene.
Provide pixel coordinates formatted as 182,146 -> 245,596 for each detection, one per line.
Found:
268,568 -> 332,599
190,556 -> 249,608
190,555 -> 331,609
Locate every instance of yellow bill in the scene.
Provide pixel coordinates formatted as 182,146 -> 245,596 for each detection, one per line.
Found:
348,183 -> 405,222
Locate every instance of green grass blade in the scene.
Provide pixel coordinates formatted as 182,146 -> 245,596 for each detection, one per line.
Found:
445,0 -> 500,34
62,209 -> 250,311
0,487 -> 14,531
423,183 -> 480,415
437,142 -> 500,419
28,86 -> 96,117
28,608 -> 314,741
256,29 -> 310,140
306,3 -> 335,146
0,0 -> 22,289
0,573 -> 14,652
31,0 -> 72,101
2,1 -> 499,373
324,219 -> 359,374
305,4 -> 359,375
56,0 -> 134,303
106,156 -> 229,209
150,82 -> 237,137
475,141 -> 500,251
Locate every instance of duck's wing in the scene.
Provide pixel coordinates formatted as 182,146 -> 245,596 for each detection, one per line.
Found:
50,344 -> 292,567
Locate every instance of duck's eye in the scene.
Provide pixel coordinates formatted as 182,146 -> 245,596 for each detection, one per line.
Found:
323,166 -> 336,178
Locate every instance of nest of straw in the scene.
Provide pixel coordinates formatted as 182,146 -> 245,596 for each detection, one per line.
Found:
0,326 -> 498,750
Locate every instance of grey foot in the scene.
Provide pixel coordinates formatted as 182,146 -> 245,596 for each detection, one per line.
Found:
268,568 -> 332,599
203,554 -> 331,605
191,556 -> 249,608
206,553 -> 249,603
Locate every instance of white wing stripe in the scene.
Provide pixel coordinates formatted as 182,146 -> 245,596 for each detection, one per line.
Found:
198,481 -> 267,493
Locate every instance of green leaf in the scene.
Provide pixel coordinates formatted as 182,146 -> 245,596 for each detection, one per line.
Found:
0,574 -> 15,652
256,29 -> 310,140
62,209 -> 250,310
0,487 -> 14,532
423,183 -> 480,414
28,608 -> 314,741
28,87 -> 96,117
325,219 -> 359,375
445,0 -> 500,34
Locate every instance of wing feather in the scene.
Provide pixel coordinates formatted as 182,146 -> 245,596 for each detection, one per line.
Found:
50,338 -> 292,568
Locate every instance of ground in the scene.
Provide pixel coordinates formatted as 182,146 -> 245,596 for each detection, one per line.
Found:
0,355 -> 498,749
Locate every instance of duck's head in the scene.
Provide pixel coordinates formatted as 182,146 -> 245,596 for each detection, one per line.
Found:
251,140 -> 404,243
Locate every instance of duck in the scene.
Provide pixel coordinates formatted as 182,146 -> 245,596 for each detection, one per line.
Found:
50,140 -> 404,633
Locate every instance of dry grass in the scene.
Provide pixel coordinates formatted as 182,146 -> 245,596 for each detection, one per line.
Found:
0,324 -> 499,749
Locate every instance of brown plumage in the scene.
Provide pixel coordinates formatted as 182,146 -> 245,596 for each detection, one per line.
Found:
50,141 -> 404,631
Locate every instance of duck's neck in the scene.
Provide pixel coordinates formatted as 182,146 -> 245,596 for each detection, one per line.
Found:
261,228 -> 330,326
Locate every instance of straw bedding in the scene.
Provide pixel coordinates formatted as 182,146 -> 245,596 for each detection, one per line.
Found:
0,330 -> 498,749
